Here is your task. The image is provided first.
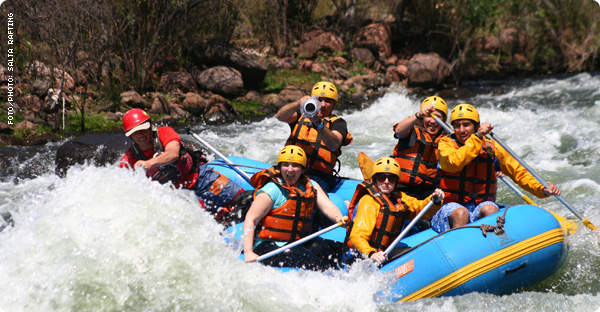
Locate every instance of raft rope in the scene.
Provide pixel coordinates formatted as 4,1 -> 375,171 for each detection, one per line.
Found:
384,206 -> 511,264
462,207 -> 508,237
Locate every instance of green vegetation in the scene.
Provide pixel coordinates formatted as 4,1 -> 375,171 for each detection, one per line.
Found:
262,68 -> 322,94
230,100 -> 268,119
1,0 -> 598,139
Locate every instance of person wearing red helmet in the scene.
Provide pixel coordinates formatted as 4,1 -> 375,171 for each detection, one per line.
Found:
119,109 -> 250,225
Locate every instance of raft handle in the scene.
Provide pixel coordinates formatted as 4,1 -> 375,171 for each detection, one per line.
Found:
503,260 -> 529,275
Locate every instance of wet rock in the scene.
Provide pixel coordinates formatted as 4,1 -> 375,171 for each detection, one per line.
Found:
55,133 -> 131,178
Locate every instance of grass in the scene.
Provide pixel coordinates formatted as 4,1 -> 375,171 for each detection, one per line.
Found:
262,67 -> 322,94
230,100 -> 268,119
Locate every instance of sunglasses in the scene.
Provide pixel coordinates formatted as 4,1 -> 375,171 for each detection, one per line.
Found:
374,173 -> 398,183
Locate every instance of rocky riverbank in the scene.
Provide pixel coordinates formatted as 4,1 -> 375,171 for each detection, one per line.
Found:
1,22 -> 535,147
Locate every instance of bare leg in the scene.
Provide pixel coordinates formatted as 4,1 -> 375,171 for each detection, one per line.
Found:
478,204 -> 499,219
449,207 -> 470,229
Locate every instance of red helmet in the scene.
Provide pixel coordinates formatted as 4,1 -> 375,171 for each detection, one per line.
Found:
123,109 -> 151,136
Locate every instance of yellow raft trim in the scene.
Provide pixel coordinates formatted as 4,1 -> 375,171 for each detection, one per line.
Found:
401,228 -> 565,302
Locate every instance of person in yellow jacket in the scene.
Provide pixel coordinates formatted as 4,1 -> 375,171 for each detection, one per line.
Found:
392,96 -> 449,199
243,145 -> 346,270
348,157 -> 444,264
432,104 -> 561,233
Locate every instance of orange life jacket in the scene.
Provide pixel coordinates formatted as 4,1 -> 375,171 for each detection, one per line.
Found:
285,115 -> 353,175
249,167 -> 317,243
439,135 -> 497,204
345,182 -> 406,251
393,127 -> 439,188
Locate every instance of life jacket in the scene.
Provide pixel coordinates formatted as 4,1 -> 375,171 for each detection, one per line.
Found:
393,127 -> 439,188
285,115 -> 353,175
249,167 -> 317,243
130,126 -> 198,189
439,135 -> 497,204
345,182 -> 407,251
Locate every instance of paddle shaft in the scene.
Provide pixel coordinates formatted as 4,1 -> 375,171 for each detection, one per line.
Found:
187,129 -> 252,182
257,220 -> 345,262
490,133 -> 589,222
384,200 -> 435,255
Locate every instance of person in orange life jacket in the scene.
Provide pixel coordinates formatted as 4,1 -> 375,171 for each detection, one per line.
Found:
346,157 -> 443,264
243,145 -> 347,271
119,109 -> 248,224
275,81 -> 353,192
392,96 -> 449,200
431,104 -> 561,233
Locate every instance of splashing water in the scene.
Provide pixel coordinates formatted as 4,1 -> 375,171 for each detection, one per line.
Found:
2,73 -> 600,311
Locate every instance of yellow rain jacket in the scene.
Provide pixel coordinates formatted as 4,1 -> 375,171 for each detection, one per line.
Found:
349,192 -> 441,257
438,134 -> 548,199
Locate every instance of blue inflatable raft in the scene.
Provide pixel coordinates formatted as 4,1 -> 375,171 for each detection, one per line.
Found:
209,157 -> 569,302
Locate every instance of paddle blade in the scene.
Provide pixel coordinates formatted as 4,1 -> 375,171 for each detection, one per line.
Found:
358,152 -> 374,181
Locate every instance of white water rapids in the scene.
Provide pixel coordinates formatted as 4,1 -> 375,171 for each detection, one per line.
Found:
1,73 -> 600,311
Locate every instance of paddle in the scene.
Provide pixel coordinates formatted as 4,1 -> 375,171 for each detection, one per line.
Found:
498,175 -> 578,234
186,129 -> 252,182
356,152 -> 438,256
489,133 -> 598,231
383,200 -> 435,255
256,217 -> 348,262
430,114 -> 582,233
358,152 -> 374,181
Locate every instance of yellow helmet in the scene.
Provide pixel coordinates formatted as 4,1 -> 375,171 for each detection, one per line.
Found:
421,96 -> 448,120
372,157 -> 401,178
311,81 -> 338,102
278,145 -> 307,167
450,104 -> 480,124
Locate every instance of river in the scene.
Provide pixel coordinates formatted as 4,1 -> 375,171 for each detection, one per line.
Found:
0,73 -> 599,311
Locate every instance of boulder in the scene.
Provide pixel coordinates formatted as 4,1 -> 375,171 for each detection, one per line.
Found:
31,79 -> 52,97
120,90 -> 148,109
55,133 -> 131,178
350,48 -> 376,68
275,57 -> 298,69
204,95 -> 238,125
182,92 -> 208,116
354,22 -> 392,59
406,53 -> 451,88
159,71 -> 200,95
150,92 -> 171,115
0,121 -> 13,135
192,40 -> 267,90
278,86 -> 306,103
27,61 -> 52,78
53,68 -> 76,92
261,93 -> 286,113
169,104 -> 188,120
296,30 -> 345,59
195,66 -> 244,97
